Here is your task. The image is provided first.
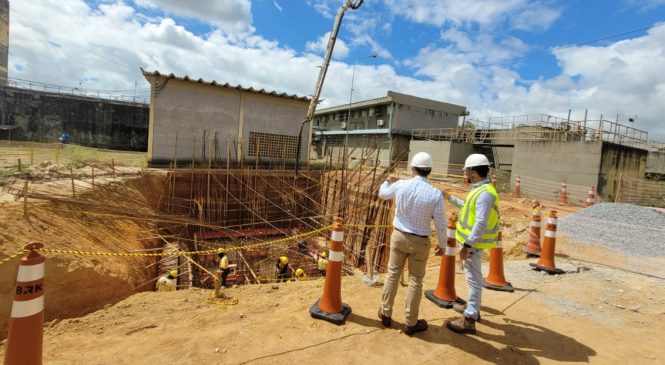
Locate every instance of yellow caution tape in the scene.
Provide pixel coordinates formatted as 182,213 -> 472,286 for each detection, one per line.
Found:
0,250 -> 27,266
0,223 -> 393,266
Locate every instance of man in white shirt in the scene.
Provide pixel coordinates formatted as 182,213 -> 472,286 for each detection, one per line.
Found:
377,152 -> 447,336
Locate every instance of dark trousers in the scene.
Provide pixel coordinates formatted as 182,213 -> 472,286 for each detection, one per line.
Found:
221,268 -> 230,286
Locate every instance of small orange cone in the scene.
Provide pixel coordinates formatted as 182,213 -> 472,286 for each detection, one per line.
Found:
523,201 -> 542,256
491,173 -> 497,187
310,217 -> 351,325
462,170 -> 469,186
559,181 -> 568,206
4,242 -> 45,365
513,176 -> 521,198
530,211 -> 564,275
425,213 -> 466,308
585,186 -> 596,207
483,231 -> 514,292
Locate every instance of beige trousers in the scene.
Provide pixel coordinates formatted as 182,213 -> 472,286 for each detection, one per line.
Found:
381,229 -> 430,326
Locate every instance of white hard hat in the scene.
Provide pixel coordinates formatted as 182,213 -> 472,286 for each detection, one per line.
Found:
464,154 -> 490,169
410,152 -> 433,168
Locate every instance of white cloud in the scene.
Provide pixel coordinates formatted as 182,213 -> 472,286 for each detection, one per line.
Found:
625,0 -> 665,11
306,32 -> 350,59
133,0 -> 253,32
382,0 -> 561,31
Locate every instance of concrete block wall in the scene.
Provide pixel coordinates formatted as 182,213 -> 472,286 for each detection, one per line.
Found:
510,141 -> 601,201
599,142 -> 647,200
646,151 -> 665,177
0,86 -> 148,150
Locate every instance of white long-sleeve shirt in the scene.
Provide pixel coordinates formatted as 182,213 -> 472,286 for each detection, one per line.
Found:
379,176 -> 447,248
449,179 -> 496,248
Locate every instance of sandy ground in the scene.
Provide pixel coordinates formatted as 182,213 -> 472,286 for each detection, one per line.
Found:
2,256 -> 663,365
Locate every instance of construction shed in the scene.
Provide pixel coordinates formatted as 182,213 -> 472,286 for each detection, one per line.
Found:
142,69 -> 310,167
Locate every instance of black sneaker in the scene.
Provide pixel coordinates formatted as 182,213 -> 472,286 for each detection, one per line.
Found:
378,308 -> 391,328
402,319 -> 428,336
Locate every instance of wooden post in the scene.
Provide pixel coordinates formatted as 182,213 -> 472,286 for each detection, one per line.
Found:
91,165 -> 95,188
112,159 -> 116,180
23,180 -> 29,218
17,158 -> 21,172
55,143 -> 60,163
70,167 -> 76,198
30,144 -> 34,165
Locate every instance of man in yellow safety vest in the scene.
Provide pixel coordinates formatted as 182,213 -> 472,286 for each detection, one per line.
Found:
446,153 -> 499,334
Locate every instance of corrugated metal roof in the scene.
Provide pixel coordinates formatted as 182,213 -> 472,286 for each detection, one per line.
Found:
141,69 -> 310,102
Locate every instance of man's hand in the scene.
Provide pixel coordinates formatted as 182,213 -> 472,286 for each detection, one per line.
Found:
387,176 -> 399,184
459,246 -> 469,261
434,246 -> 443,256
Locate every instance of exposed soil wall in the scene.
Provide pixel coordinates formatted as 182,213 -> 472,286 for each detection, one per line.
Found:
0,173 -> 165,339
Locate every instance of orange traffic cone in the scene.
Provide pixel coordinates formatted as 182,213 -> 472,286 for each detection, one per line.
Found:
530,211 -> 564,275
491,173 -> 497,187
585,186 -> 596,207
310,217 -> 351,325
4,242 -> 45,365
462,170 -> 469,186
559,181 -> 568,206
425,213 -> 466,308
483,231 -> 514,292
523,201 -> 542,256
513,176 -> 521,198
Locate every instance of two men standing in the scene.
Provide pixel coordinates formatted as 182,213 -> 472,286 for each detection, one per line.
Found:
378,152 -> 499,336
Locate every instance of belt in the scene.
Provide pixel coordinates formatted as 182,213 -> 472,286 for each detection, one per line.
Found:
395,227 -> 428,238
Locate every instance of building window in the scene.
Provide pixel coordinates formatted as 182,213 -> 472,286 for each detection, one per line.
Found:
248,131 -> 299,159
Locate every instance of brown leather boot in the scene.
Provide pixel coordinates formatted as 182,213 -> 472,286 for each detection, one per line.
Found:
446,316 -> 476,334
453,303 -> 481,322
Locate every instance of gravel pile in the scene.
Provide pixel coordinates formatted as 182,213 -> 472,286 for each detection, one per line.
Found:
558,203 -> 665,257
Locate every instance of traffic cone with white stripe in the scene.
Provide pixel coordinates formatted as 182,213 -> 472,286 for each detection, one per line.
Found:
483,231 -> 514,292
529,211 -> 564,275
523,201 -> 542,256
585,186 -> 596,207
491,173 -> 497,187
462,170 -> 469,187
425,213 -> 466,308
513,176 -> 521,198
4,242 -> 45,365
310,217 -> 351,325
559,181 -> 568,206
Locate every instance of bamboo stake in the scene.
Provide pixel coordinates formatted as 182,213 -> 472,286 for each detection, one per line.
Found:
70,167 -> 76,198
30,144 -> 34,165
23,179 -> 29,218
91,165 -> 95,188
17,158 -> 21,172
111,159 -> 116,180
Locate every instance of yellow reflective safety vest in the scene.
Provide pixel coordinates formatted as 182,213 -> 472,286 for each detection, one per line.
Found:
455,182 -> 500,249
219,255 -> 229,270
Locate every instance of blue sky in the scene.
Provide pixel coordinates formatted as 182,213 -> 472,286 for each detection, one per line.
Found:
8,0 -> 665,140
